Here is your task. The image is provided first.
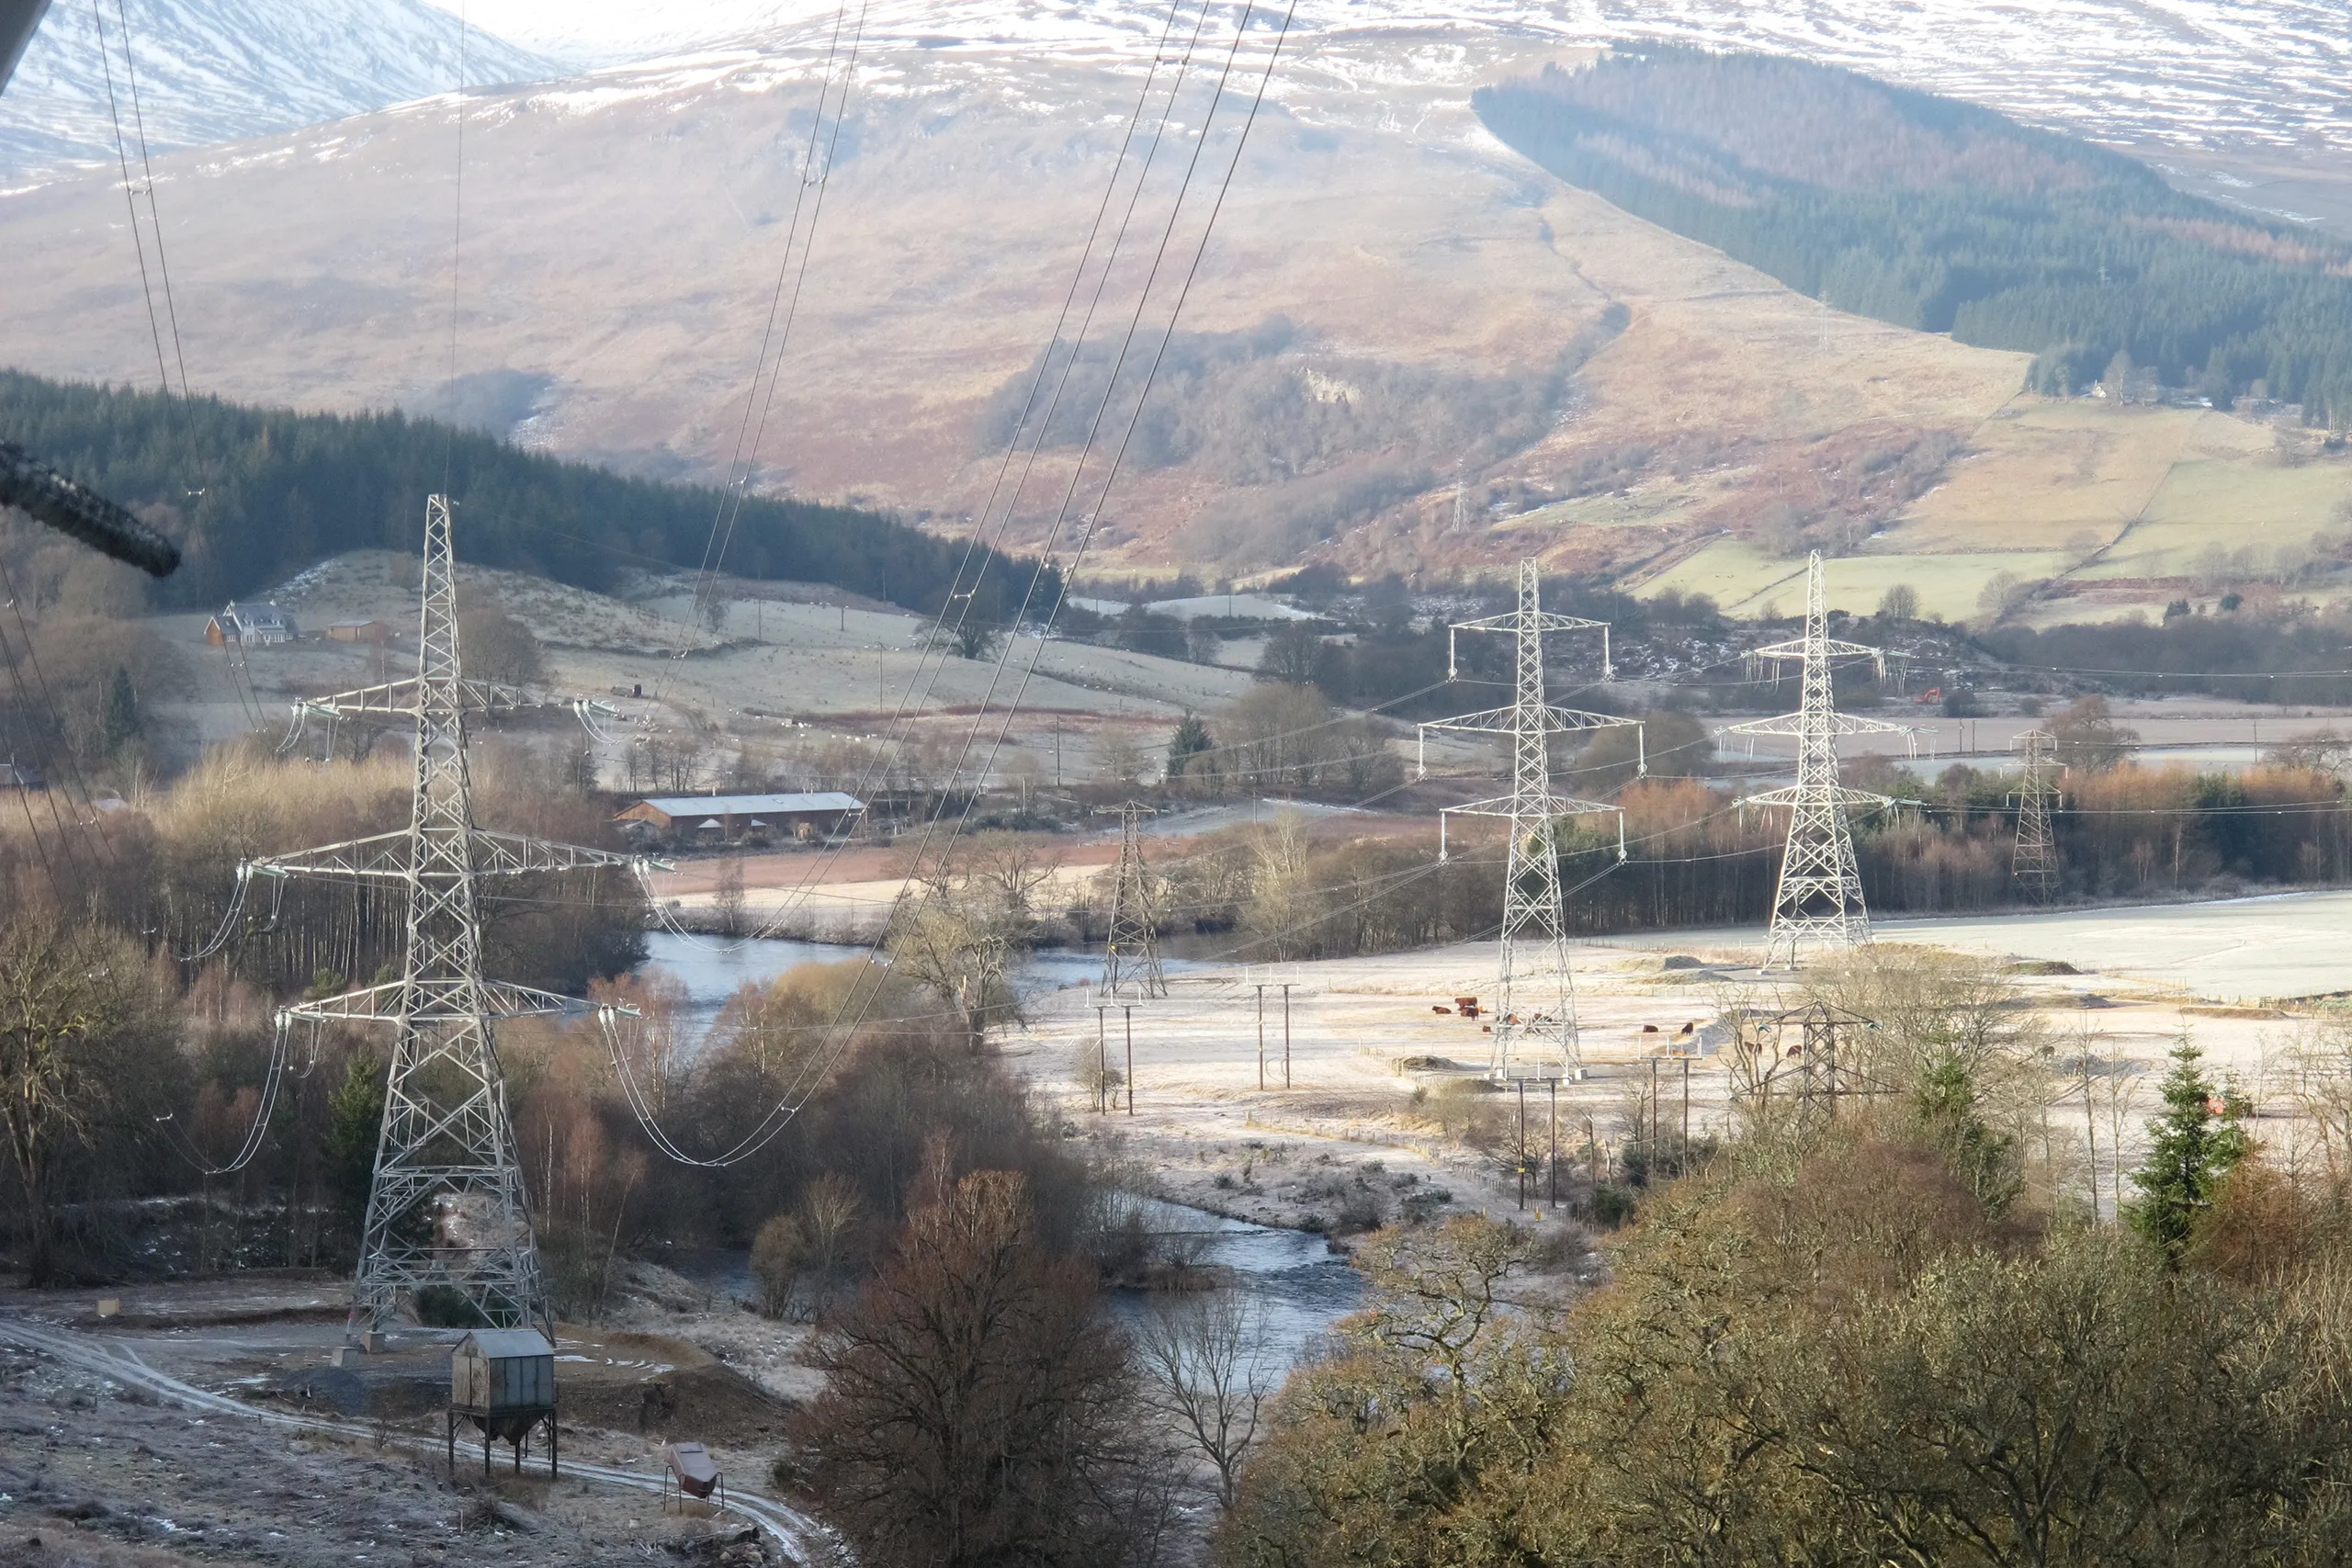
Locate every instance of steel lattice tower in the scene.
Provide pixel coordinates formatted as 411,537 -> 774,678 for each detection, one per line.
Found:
1102,800 -> 1166,999
2009,728 -> 2061,902
1418,560 -> 1636,1080
1727,552 -> 1905,971
242,498 -> 640,1335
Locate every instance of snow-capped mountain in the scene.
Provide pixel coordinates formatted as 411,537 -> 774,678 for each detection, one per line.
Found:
0,0 -> 554,177
441,0 -> 2352,160
8,0 -> 2344,190
0,0 -> 2345,579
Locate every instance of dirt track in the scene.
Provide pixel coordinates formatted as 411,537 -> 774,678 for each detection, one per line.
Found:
0,1302 -> 815,1568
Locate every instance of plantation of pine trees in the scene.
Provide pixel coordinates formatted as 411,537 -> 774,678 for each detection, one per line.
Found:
1475,48 -> 2352,426
0,369 -> 1055,617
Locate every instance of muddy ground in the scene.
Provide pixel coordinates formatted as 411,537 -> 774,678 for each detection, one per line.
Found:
0,1337 -> 783,1567
0,1267 -> 819,1568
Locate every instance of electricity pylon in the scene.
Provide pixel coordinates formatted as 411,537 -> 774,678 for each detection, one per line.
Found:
2010,728 -> 2061,902
1726,552 -> 1905,971
1417,559 -> 1637,1080
1748,1000 -> 1882,1120
241,497 -> 642,1336
1102,800 -> 1165,999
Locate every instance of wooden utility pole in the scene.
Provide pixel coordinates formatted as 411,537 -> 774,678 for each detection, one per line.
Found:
1516,1079 -> 1528,1212
1649,1056 -> 1660,1153
1281,983 -> 1293,1089
1256,983 -> 1266,1091
1548,1079 -> 1559,1206
1124,1006 -> 1136,1116
1095,1004 -> 1108,1114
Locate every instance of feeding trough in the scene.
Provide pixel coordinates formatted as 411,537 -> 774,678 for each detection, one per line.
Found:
663,1441 -> 727,1513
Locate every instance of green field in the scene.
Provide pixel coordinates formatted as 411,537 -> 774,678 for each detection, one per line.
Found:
1636,537 -> 2075,620
2079,458 -> 2352,580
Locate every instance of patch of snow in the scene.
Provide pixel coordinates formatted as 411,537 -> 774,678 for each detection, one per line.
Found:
0,0 -> 555,178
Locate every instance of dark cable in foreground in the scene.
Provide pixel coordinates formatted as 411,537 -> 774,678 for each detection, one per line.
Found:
0,439 -> 180,577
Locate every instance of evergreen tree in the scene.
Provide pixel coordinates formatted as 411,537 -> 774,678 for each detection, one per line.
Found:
323,1050 -> 385,1248
98,665 -> 140,753
1166,711 -> 1215,785
1475,51 -> 2352,426
2126,1039 -> 2247,1263
0,369 -> 1057,618
1914,1057 -> 2020,1213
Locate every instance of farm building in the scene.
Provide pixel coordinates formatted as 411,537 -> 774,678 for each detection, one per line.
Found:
615,790 -> 864,842
204,601 -> 298,646
328,619 -> 394,643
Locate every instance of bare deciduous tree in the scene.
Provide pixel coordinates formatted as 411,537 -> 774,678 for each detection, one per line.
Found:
711,854 -> 747,938
1092,728 -> 1153,789
888,837 -> 1057,1051
799,1171 -> 862,1285
1136,1290 -> 1273,1512
0,913 -> 175,1284
752,1211 -> 807,1318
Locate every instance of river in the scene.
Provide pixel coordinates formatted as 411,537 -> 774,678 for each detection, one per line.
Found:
1108,1197 -> 1363,1370
636,936 -> 1358,1371
634,931 -> 1201,1048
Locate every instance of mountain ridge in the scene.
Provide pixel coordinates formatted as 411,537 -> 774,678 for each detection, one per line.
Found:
0,0 -> 552,176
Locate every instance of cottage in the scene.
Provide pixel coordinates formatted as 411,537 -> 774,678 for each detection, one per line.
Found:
203,601 -> 298,647
616,790 -> 864,842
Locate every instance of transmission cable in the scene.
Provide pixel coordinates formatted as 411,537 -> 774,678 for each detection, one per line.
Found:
87,0 -> 180,401
440,1 -> 470,493
606,0 -> 1301,1169
153,1012 -> 308,1177
732,0 -> 1266,952
682,0 -> 870,637
633,0 -> 1216,953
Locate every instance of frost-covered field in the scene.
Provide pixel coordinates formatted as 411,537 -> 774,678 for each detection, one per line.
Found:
1594,891 -> 2352,1005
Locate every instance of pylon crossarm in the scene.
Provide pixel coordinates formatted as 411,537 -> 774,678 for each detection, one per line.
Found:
243,830 -> 409,879
295,674 -> 548,723
1741,784 -> 1895,812
470,830 -> 645,876
1723,710 -> 1912,739
1449,608 -> 1610,636
285,979 -> 622,1023
247,830 -> 648,881
1421,705 -> 1637,737
1749,634 -> 1883,663
1442,792 -> 1620,820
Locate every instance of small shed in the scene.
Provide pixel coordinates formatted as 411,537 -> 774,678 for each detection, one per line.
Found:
328,618 -> 393,643
447,1327 -> 558,1477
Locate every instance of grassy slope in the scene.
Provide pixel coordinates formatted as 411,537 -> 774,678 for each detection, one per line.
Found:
1467,50 -> 2352,623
